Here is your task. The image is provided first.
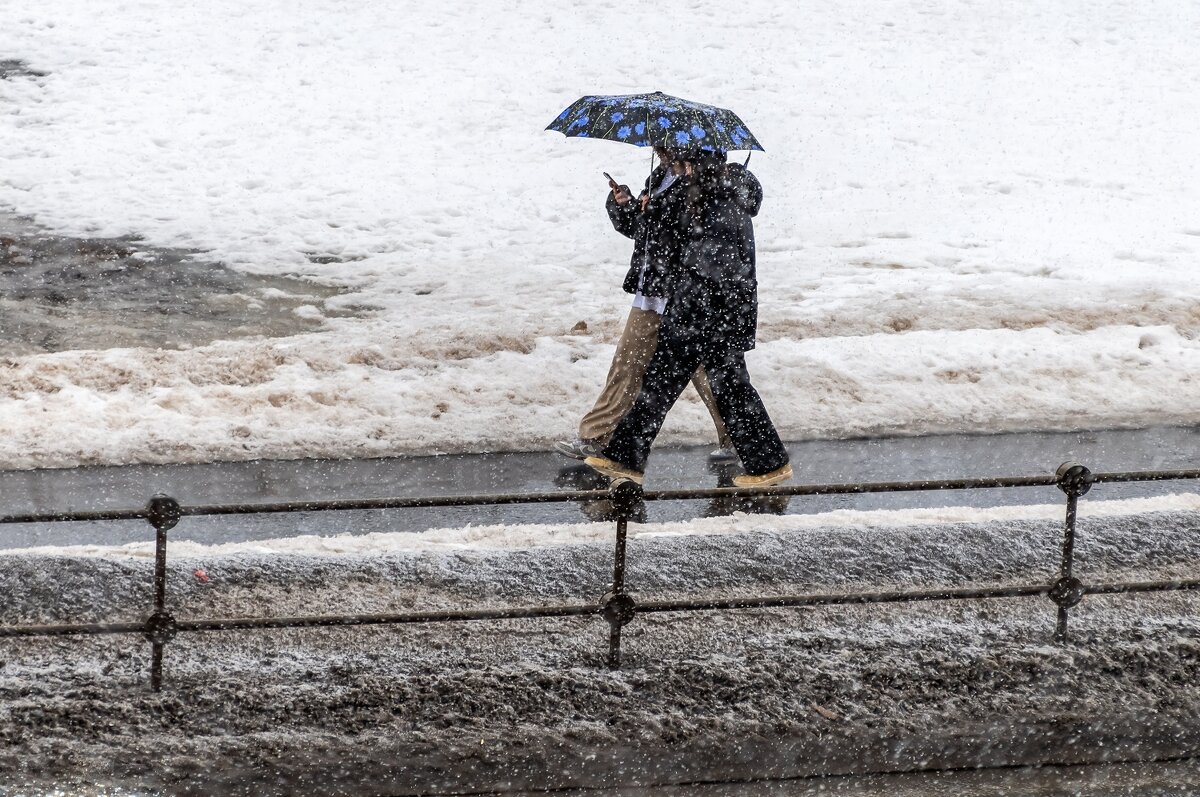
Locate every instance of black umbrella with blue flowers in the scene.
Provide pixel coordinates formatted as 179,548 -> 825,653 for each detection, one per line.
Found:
546,91 -> 764,152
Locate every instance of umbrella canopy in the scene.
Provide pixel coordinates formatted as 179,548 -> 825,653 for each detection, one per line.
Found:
546,91 -> 764,152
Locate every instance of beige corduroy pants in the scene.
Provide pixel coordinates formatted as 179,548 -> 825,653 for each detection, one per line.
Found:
578,307 -> 733,449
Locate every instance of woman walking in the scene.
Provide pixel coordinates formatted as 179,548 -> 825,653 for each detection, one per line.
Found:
555,146 -> 736,464
585,148 -> 791,487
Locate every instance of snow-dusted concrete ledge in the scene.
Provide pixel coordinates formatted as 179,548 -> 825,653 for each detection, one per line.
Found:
1,505 -> 1198,792
23,712 -> 1193,795
142,714 -> 1200,794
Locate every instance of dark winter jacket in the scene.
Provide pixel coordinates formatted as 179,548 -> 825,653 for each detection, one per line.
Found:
606,165 -> 688,298
666,163 -> 764,352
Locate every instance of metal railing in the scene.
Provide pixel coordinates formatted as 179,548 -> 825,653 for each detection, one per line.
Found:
1,461 -> 1198,691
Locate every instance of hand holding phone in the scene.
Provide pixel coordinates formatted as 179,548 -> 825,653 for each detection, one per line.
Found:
605,171 -> 632,205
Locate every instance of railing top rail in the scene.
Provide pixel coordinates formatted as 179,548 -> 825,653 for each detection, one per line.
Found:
1091,468 -> 1200,484
0,508 -> 149,525
1,467 -> 1197,526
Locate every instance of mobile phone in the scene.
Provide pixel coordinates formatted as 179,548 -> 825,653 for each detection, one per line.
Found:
603,171 -> 617,186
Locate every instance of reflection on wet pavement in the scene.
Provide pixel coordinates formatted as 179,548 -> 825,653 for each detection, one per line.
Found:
554,462 -> 647,523
703,461 -> 793,518
554,460 -> 792,524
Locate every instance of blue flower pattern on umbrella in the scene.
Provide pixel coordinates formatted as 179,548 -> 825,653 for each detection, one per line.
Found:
546,91 -> 764,152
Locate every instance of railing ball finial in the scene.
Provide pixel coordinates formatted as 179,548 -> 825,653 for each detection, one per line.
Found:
1049,576 -> 1085,609
146,494 -> 182,531
1055,462 -> 1093,498
608,478 -> 644,520
143,610 -> 179,646
600,591 -> 637,629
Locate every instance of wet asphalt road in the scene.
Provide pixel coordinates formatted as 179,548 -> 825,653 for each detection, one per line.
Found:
0,426 -> 1195,550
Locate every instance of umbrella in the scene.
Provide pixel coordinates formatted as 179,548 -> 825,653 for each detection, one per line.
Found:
546,91 -> 764,152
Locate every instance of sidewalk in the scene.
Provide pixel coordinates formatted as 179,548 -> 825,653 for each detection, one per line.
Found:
0,426 -> 1196,549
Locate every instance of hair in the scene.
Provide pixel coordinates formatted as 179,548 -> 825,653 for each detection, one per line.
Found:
654,146 -> 683,166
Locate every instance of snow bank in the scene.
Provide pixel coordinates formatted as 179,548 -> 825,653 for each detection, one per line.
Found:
7,491 -> 1199,560
1,1 -> 1198,468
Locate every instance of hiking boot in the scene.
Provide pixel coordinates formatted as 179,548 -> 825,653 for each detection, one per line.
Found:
554,437 -> 602,460
583,456 -> 645,485
708,447 -> 739,464
732,464 -> 793,488
554,463 -> 611,491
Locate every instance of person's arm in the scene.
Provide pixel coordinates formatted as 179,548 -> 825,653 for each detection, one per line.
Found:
606,185 -> 640,238
636,184 -> 689,299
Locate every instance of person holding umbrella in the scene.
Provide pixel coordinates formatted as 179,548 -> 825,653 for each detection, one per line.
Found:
554,145 -> 736,464
547,92 -> 787,483
583,147 -> 792,487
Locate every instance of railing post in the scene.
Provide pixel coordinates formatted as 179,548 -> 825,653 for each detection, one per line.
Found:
1050,462 -> 1092,642
144,494 -> 182,691
601,479 -> 641,669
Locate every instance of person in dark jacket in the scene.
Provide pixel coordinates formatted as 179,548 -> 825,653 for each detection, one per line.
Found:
555,146 -> 735,462
584,148 -> 792,487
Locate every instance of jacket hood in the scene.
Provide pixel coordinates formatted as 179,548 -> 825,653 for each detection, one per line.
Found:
724,163 -> 763,217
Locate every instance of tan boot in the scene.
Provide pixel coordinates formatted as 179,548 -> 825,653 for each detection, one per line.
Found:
583,456 -> 645,485
732,463 -> 793,488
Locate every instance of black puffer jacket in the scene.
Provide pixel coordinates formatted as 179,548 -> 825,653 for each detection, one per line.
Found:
606,165 -> 688,298
666,164 -> 763,352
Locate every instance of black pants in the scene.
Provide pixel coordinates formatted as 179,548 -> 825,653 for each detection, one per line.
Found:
602,317 -> 789,476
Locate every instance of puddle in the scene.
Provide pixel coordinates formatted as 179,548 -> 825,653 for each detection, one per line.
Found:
0,211 -> 347,355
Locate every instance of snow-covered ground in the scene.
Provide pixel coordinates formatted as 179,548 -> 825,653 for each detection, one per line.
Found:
1,1 -> 1198,470
4,6 -> 1200,791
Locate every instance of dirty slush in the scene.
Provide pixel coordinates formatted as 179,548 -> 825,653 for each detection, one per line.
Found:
1,510 -> 1198,793
0,211 -> 338,356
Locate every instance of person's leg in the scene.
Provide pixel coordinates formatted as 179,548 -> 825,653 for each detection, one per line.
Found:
690,368 -> 734,451
702,349 -> 789,476
600,330 -> 703,474
577,307 -> 662,444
